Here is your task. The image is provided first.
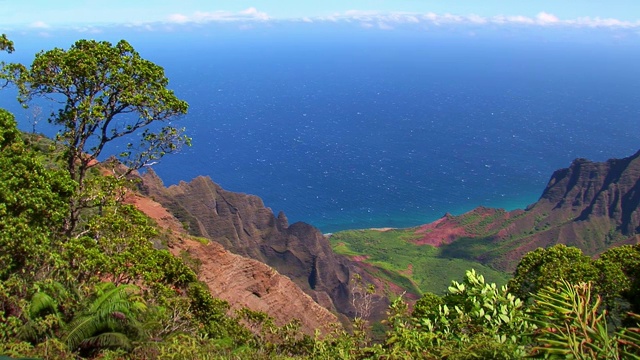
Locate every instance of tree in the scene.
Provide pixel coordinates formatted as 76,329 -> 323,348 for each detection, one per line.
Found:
0,33 -> 17,89
596,244 -> 640,316
508,244 -> 599,301
18,39 -> 189,233
0,34 -> 14,53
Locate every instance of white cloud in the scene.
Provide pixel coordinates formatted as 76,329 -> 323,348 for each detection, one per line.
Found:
75,26 -> 103,34
166,7 -> 270,24
536,12 -> 559,25
466,14 -> 487,25
167,13 -> 189,24
240,7 -> 269,21
310,10 -> 640,30
30,21 -> 49,29
568,16 -> 640,28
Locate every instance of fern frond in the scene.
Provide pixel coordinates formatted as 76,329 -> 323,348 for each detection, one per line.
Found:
65,314 -> 108,350
79,332 -> 133,352
29,291 -> 57,319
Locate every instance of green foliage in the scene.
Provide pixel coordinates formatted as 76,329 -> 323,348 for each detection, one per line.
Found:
0,109 -> 73,280
528,280 -> 640,359
510,244 -> 640,328
383,270 -> 534,359
596,244 -> 640,314
18,39 -> 189,233
330,229 -> 509,296
0,33 -> 22,89
508,244 -> 599,301
0,33 -> 14,54
18,290 -> 62,344
236,308 -> 314,357
64,282 -> 147,354
411,292 -> 444,320
424,270 -> 532,355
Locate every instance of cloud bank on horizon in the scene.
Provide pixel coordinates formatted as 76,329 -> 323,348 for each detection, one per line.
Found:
5,7 -> 640,37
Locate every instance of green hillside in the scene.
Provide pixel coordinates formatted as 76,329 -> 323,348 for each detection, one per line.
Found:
329,229 -> 510,296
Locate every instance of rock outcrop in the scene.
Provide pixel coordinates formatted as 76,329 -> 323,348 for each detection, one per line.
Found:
139,170 -> 356,318
417,150 -> 640,272
125,192 -> 339,335
537,151 -> 640,235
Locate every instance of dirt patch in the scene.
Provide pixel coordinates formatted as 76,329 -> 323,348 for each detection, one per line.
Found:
413,216 -> 472,247
124,192 -> 186,235
351,255 -> 370,262
398,263 -> 413,277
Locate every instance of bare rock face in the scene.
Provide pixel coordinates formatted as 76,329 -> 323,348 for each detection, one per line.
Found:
536,150 -> 640,235
126,190 -> 339,334
139,170 -> 355,317
178,238 -> 339,334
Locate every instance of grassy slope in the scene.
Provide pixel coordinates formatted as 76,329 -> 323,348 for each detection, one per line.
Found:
330,228 -> 510,297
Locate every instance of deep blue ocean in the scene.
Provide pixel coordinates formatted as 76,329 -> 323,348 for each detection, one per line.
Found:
4,27 -> 640,233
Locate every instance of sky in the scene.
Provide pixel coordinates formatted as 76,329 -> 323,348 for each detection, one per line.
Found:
0,0 -> 639,31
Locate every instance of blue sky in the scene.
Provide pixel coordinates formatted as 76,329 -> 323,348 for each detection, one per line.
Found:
0,0 -> 638,30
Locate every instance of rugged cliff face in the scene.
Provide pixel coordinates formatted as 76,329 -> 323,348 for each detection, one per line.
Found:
125,192 -> 339,334
139,170 -> 356,318
416,150 -> 640,272
537,151 -> 640,234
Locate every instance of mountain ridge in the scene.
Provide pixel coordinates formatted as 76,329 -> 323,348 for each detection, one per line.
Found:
138,169 -> 363,320
419,149 -> 640,271
124,191 -> 339,334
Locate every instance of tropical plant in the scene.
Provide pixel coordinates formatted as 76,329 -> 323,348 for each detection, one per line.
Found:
64,282 -> 147,355
383,270 -> 534,359
18,290 -> 62,344
528,280 -> 640,359
0,33 -> 20,89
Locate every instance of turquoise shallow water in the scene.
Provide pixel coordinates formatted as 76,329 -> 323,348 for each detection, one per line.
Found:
5,30 -> 640,233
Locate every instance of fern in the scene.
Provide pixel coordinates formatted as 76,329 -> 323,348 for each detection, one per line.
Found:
80,332 -> 133,352
18,290 -> 62,343
64,282 -> 146,353
28,291 -> 57,319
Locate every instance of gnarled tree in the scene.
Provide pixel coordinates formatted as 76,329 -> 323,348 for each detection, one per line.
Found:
18,39 -> 189,233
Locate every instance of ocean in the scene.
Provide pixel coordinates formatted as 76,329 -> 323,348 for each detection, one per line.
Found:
5,27 -> 640,233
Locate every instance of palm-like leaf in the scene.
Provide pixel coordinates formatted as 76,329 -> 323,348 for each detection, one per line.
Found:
18,290 -> 62,343
64,282 -> 146,352
80,332 -> 133,352
28,291 -> 57,319
619,313 -> 640,359
529,280 -> 619,359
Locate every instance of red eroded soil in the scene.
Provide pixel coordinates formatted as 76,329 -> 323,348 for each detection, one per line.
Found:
124,192 -> 186,235
413,216 -> 472,247
398,263 -> 413,277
